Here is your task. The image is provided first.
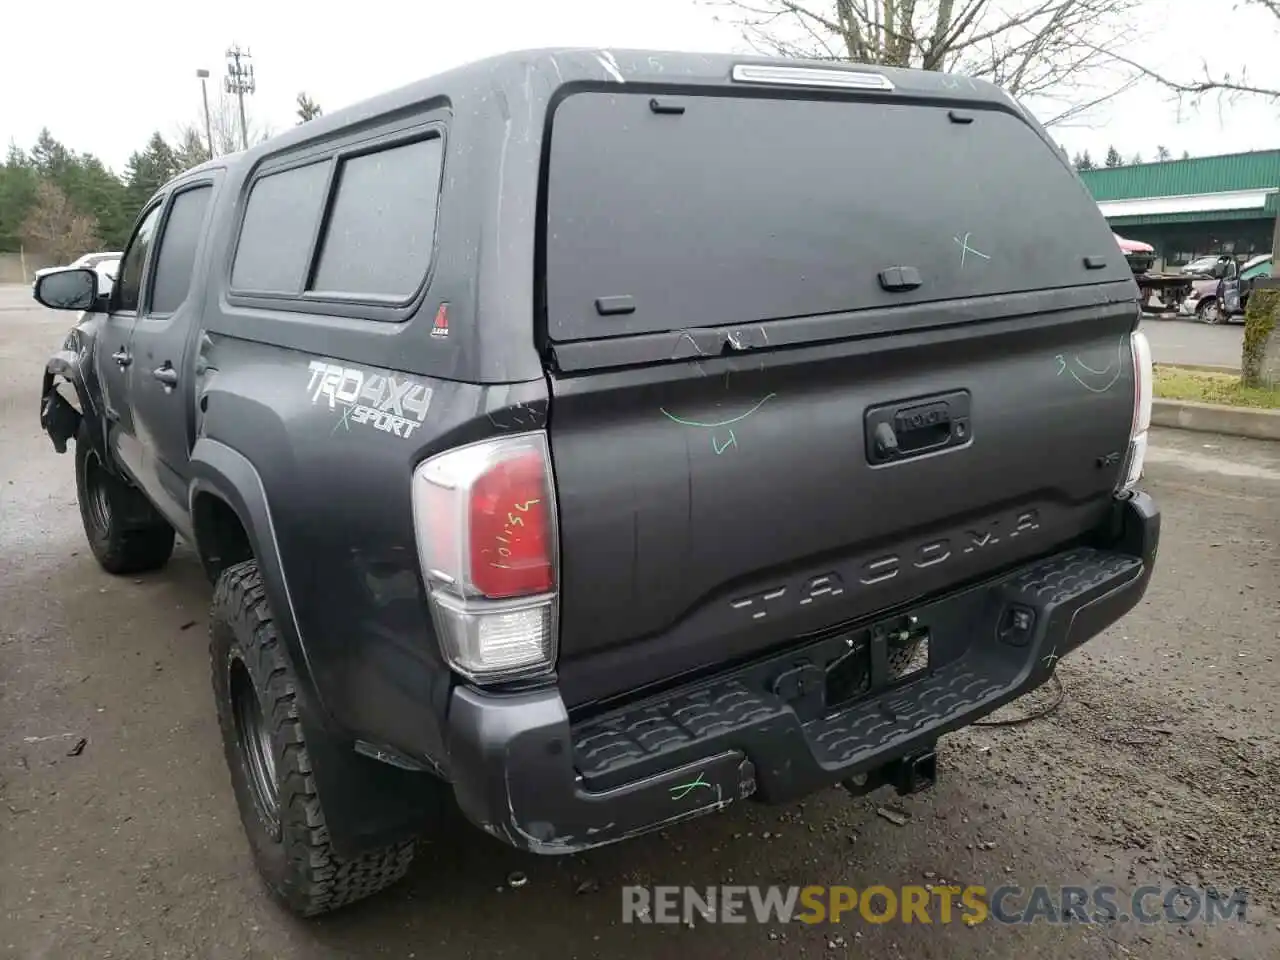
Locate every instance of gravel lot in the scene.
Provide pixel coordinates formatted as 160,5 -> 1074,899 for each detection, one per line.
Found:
2,285 -> 1278,959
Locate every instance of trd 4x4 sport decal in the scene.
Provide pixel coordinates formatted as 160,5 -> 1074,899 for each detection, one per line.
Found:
306,360 -> 433,440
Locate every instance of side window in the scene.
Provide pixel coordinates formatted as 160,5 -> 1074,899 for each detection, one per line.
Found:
311,136 -> 443,300
113,204 -> 163,313
231,162 -> 328,293
149,185 -> 213,316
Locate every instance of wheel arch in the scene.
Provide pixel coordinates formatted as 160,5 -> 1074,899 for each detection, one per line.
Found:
190,438 -> 446,858
188,437 -> 320,709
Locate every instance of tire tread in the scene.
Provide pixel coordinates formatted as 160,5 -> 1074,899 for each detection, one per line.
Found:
74,423 -> 174,574
211,560 -> 415,917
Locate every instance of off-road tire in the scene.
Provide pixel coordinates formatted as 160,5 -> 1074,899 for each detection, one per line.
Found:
75,422 -> 175,574
210,560 -> 416,916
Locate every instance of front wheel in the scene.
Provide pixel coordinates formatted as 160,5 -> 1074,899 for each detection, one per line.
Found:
75,423 -> 175,574
210,560 -> 417,916
1196,297 -> 1222,324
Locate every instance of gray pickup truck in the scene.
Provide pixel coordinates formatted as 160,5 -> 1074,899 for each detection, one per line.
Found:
34,48 -> 1159,917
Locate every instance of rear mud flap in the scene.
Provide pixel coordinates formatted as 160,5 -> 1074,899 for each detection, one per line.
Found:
40,387 -> 81,454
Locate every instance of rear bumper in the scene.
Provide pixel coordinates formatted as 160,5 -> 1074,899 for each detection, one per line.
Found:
446,492 -> 1159,854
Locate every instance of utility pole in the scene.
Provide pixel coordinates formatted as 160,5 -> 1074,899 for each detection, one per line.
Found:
224,44 -> 256,152
196,69 -> 214,158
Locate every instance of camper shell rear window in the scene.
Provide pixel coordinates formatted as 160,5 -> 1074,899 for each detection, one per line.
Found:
543,91 -> 1128,342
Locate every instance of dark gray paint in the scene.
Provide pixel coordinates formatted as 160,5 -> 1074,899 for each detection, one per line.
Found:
35,48 -> 1156,859
547,302 -> 1139,705
545,92 -> 1132,341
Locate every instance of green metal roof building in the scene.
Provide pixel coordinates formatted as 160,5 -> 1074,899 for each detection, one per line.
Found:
1077,149 -> 1279,268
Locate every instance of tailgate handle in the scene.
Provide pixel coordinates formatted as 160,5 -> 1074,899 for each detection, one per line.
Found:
865,390 -> 971,465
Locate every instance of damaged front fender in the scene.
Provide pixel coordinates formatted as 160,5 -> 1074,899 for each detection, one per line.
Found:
41,322 -> 101,454
40,380 -> 81,453
41,349 -> 89,453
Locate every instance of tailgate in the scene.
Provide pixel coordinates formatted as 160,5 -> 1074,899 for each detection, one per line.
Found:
539,85 -> 1140,707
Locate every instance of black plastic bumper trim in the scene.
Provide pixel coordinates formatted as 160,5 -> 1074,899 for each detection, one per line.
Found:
444,492 -> 1158,854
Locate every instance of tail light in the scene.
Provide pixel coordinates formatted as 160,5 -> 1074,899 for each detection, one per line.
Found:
411,432 -> 558,683
1118,328 -> 1153,494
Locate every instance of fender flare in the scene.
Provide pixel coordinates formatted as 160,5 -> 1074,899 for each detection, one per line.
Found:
188,438 -> 444,857
187,437 -> 322,712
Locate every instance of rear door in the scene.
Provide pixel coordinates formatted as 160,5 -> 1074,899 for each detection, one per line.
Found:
127,180 -> 215,532
540,88 -> 1141,707
96,201 -> 163,482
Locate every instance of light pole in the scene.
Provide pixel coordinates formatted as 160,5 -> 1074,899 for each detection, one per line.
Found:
196,68 -> 214,159
225,44 -> 256,152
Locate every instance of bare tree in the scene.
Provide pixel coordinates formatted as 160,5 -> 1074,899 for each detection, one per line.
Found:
175,90 -> 273,160
1115,0 -> 1278,256
20,180 -> 100,263
1116,0 -> 1279,103
707,0 -> 1145,125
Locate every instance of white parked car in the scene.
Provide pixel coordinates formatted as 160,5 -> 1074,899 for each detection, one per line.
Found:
88,256 -> 121,296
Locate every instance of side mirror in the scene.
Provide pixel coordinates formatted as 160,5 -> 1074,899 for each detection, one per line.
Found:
33,267 -> 99,311
1211,263 -> 1227,279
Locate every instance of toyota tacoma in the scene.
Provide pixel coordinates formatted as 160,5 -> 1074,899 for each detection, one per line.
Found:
33,48 -> 1159,916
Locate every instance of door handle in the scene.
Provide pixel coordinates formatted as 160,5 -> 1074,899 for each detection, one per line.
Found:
112,349 -> 131,367
152,364 -> 179,387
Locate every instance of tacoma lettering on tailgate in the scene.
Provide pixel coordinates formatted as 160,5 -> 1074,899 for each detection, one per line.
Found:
730,509 -> 1040,621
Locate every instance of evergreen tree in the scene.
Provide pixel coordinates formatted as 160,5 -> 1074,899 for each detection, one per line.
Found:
30,128 -> 72,180
123,132 -> 180,218
0,144 -> 39,251
296,92 -> 323,123
173,127 -> 212,173
1104,145 -> 1124,167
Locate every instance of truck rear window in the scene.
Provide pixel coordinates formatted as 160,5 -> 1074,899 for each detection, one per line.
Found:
543,92 -> 1127,342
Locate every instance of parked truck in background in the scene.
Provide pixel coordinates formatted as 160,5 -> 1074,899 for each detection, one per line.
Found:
1113,233 -> 1196,314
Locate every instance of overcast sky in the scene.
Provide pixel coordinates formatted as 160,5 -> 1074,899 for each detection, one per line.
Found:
2,0 -> 1277,173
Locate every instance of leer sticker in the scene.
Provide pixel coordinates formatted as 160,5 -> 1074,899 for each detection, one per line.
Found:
430,302 -> 449,339
306,360 -> 432,439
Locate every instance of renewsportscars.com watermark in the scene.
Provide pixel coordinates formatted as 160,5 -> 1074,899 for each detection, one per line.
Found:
622,884 -> 1248,926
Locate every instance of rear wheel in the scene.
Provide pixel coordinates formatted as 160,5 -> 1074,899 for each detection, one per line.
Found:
210,560 -> 417,916
75,423 -> 175,574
